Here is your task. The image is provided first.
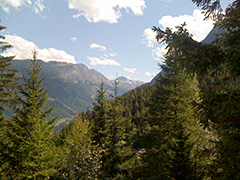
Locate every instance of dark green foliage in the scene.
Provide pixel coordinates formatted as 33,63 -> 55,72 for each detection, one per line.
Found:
119,85 -> 152,149
1,51 -> 60,179
0,23 -> 19,178
90,81 -> 136,179
140,63 -> 206,179
0,1 -> 239,179
0,24 -> 18,116
151,1 -> 240,178
91,81 -> 110,147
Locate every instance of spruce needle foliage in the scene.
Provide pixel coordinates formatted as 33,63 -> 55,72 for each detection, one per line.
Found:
0,23 -> 19,178
91,81 -> 136,179
0,23 -> 18,116
151,1 -> 240,178
1,51 -> 60,179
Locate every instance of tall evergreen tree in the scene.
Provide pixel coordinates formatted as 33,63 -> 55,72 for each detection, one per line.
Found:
152,1 -> 240,178
91,81 -> 135,179
142,67 -> 200,179
137,24 -> 215,179
0,23 -> 19,178
1,51 -> 60,179
102,80 -> 135,179
91,81 -> 110,146
0,23 -> 18,117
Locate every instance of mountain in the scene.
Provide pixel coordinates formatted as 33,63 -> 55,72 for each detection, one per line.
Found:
10,60 -> 144,131
116,76 -> 144,90
201,25 -> 222,44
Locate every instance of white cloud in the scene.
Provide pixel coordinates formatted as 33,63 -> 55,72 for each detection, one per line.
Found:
90,43 -> 107,51
145,71 -> 157,77
152,46 -> 167,62
70,37 -> 77,42
88,56 -> 120,66
142,28 -> 157,47
109,52 -> 117,57
2,35 -> 77,64
68,0 -> 146,23
124,67 -> 137,74
0,0 -> 45,14
158,9 -> 214,42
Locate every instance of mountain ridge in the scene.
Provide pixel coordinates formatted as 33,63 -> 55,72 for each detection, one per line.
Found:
10,60 -> 144,130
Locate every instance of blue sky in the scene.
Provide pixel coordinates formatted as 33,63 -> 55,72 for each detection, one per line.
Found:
0,0 -> 232,82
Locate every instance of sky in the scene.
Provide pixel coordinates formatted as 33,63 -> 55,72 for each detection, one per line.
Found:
0,0 -> 233,82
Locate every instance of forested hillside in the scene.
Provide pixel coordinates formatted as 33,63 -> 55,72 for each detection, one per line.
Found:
1,0 -> 240,179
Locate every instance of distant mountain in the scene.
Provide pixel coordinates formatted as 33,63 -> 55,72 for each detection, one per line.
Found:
116,76 -> 144,90
201,25 -> 222,44
10,60 -> 144,130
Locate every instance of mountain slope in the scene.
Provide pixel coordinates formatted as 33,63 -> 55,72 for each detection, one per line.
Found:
10,60 -> 143,130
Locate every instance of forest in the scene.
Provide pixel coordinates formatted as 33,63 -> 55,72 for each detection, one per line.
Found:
0,0 -> 239,179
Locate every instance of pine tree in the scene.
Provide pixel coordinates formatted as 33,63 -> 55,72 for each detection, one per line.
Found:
1,50 -> 60,179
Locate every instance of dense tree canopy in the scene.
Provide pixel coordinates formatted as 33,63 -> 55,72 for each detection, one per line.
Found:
0,0 -> 239,179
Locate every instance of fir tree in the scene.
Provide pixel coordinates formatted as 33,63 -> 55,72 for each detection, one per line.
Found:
137,24 -> 215,179
0,23 -> 18,116
91,81 -> 110,145
102,80 -> 135,179
0,23 -> 18,178
91,81 -> 136,179
2,51 -> 60,179
151,1 -> 240,178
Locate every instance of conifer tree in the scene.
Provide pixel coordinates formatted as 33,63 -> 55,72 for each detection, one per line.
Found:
142,67 -> 199,179
1,51 -> 60,179
0,23 -> 19,178
102,80 -> 135,179
61,114 -> 102,179
91,81 -> 110,146
91,81 -> 135,179
138,25 -> 215,179
0,23 -> 18,117
152,1 -> 240,178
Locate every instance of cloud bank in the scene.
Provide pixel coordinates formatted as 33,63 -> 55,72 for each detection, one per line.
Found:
159,9 -> 214,42
0,0 -> 45,14
142,9 -> 214,63
142,28 -> 157,48
90,43 -> 107,51
124,67 -> 137,74
2,35 -> 77,64
88,42 -> 120,66
142,9 -> 214,48
68,0 -> 146,23
88,56 -> 120,66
